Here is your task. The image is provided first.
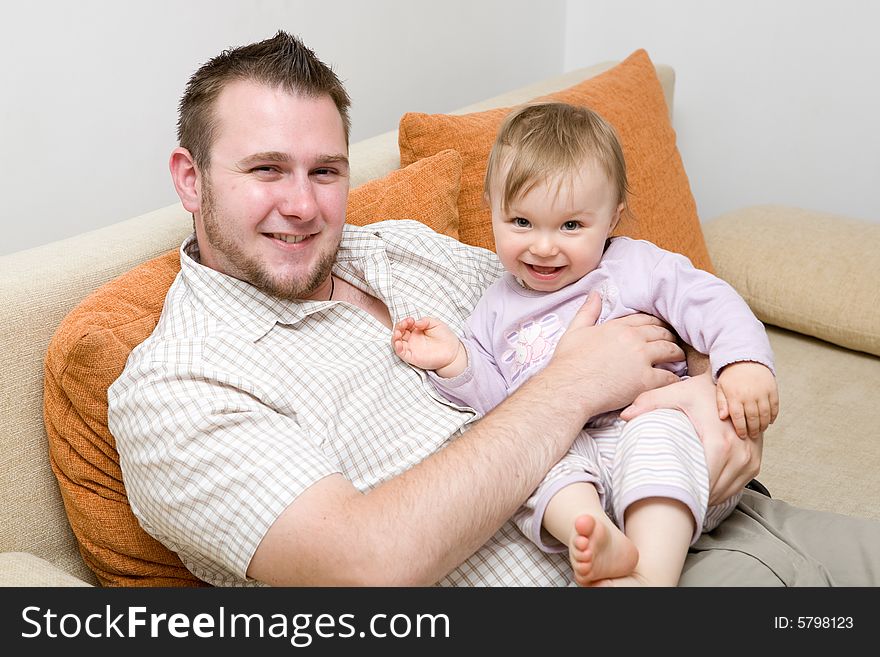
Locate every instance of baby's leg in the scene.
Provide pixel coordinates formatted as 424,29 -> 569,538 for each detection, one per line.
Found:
594,497 -> 694,586
543,482 -> 638,586
596,409 -> 710,587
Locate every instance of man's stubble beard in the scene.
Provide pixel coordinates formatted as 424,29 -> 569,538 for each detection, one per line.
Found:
199,175 -> 339,301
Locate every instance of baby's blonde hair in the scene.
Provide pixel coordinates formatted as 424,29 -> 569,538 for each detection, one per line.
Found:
484,102 -> 630,217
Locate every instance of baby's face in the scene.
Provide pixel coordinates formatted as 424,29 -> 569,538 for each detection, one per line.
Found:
489,161 -> 622,292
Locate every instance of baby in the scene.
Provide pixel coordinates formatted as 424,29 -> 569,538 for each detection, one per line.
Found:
392,102 -> 778,586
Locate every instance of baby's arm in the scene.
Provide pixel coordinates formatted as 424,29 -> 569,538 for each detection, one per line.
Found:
611,240 -> 777,439
716,361 -> 779,440
392,316 -> 468,378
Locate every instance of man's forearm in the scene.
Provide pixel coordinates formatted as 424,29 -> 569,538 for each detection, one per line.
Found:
357,359 -> 595,584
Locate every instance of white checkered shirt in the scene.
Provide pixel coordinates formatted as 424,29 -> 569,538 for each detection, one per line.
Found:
108,220 -> 573,586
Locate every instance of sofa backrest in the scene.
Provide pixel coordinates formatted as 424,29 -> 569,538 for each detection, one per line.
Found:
0,206 -> 190,585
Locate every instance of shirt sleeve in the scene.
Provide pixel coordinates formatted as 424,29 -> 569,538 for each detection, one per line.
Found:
108,340 -> 342,585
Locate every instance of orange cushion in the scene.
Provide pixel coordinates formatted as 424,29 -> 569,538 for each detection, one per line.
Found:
399,49 -> 713,272
346,149 -> 461,238
44,251 -> 199,587
42,150 -> 462,586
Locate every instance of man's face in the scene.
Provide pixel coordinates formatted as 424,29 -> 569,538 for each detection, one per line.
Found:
195,79 -> 350,300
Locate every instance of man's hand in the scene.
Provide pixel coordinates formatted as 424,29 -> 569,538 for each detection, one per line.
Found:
620,372 -> 762,505
716,362 -> 779,439
548,293 -> 685,419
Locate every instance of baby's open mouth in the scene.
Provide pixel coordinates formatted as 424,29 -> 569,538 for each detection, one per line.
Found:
528,264 -> 562,275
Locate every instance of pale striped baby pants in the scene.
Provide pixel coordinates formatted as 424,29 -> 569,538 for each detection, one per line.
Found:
515,408 -> 741,553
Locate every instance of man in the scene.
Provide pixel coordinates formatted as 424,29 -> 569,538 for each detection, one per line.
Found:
108,31 -> 879,587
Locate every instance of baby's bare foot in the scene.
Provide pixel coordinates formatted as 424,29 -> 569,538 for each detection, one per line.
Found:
569,514 -> 638,586
589,571 -> 652,587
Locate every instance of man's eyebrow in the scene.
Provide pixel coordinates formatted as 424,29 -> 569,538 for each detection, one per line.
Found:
235,152 -> 349,168
237,152 -> 290,168
317,153 -> 350,168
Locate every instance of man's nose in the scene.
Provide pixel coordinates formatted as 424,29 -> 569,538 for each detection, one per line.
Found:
278,175 -> 319,219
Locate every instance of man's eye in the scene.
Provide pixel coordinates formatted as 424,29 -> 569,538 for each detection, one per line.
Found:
252,166 -> 280,174
513,217 -> 530,228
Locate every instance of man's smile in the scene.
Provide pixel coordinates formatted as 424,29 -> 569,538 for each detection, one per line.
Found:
265,232 -> 318,247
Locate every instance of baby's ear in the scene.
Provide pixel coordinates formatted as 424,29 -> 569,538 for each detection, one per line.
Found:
609,202 -> 625,234
482,189 -> 492,210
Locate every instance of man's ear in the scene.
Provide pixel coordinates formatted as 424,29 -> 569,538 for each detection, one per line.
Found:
169,147 -> 202,213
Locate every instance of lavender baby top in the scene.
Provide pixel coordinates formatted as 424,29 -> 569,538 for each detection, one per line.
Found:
430,236 -> 774,415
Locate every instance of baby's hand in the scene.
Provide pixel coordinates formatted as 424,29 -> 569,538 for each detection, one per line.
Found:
716,362 -> 779,439
391,316 -> 464,375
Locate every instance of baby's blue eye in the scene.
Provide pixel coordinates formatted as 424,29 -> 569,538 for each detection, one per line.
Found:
562,221 -> 580,231
513,217 -> 530,228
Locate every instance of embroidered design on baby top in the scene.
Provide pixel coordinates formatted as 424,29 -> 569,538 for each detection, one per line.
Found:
597,281 -> 619,323
501,314 -> 564,385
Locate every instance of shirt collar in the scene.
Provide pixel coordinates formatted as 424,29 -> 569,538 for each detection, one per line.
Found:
178,226 -> 390,342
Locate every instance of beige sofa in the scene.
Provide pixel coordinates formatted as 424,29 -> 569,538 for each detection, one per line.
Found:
2,60 -> 878,587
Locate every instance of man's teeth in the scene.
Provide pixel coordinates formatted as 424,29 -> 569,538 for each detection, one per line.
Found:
272,233 -> 308,244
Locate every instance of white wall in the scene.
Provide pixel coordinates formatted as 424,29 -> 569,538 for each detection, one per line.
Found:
565,0 -> 880,224
1,0 -> 565,255
7,1 -> 874,257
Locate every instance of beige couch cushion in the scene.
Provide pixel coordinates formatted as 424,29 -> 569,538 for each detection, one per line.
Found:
704,205 -> 880,520
0,552 -> 93,587
704,205 -> 880,357
761,326 -> 880,520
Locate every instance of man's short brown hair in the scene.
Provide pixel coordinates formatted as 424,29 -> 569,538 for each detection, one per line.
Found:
177,30 -> 351,170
